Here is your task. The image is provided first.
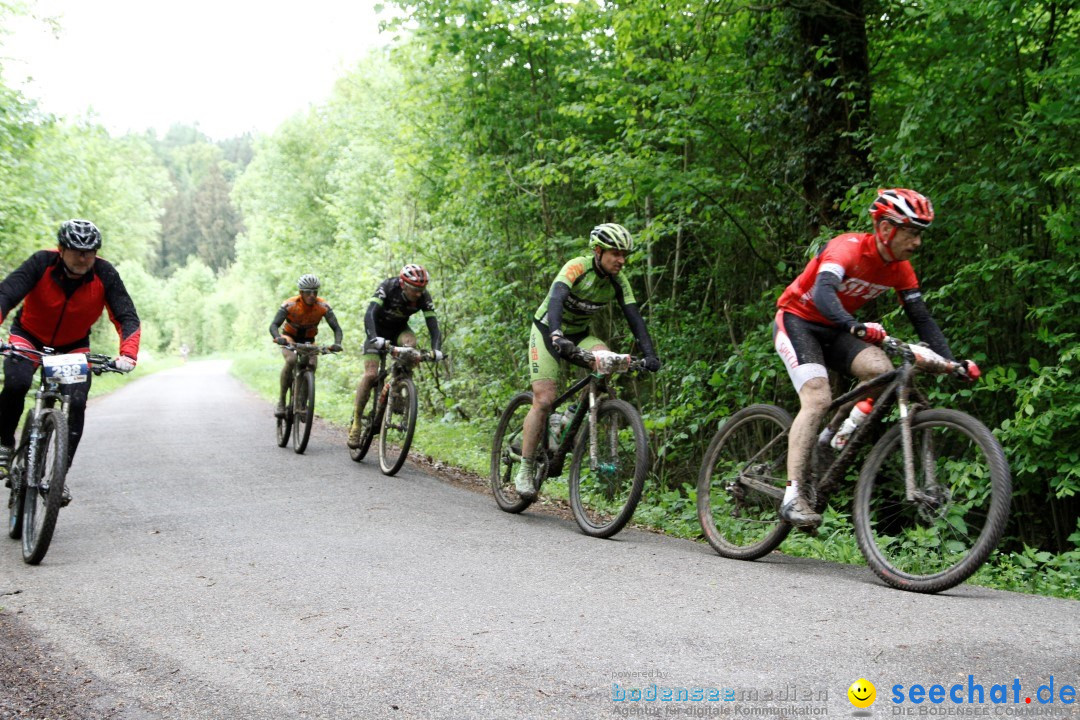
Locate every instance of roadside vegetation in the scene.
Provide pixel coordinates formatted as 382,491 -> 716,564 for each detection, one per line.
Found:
2,1 -> 1076,600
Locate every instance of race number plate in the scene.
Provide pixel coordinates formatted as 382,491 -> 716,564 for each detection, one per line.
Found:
592,350 -> 631,375
42,353 -> 90,384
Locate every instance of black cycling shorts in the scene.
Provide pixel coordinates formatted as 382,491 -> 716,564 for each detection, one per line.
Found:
773,311 -> 869,392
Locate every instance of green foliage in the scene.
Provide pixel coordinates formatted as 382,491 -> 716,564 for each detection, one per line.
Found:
2,0 -> 1078,595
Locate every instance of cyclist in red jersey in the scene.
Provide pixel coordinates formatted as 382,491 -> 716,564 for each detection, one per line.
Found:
269,274 -> 343,418
0,220 -> 140,504
773,188 -> 981,527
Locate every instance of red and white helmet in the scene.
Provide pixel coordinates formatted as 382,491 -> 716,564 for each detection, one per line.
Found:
400,263 -> 429,288
869,188 -> 934,229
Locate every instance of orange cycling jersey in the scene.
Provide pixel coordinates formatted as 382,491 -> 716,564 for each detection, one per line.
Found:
280,295 -> 331,340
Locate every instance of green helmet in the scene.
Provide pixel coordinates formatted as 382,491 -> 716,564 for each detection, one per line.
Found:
589,223 -> 634,252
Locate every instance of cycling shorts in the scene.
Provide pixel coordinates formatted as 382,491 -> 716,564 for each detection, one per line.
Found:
528,321 -> 605,384
773,310 -> 870,393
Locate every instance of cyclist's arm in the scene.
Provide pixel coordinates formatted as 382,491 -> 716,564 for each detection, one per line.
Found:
98,260 -> 141,360
424,314 -> 441,353
620,303 -> 656,358
899,290 -> 954,360
364,300 -> 381,341
269,306 -> 288,340
811,271 -> 858,330
0,251 -> 52,324
545,282 -> 571,336
324,307 -> 344,346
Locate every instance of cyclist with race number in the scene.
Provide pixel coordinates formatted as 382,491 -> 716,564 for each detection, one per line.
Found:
269,274 -> 344,418
0,220 -> 140,503
773,188 -> 981,528
514,223 -> 661,500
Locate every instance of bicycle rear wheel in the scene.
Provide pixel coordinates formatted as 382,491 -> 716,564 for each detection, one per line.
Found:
276,382 -> 293,448
568,398 -> 648,538
349,383 -> 381,462
490,392 -> 537,513
696,404 -> 793,560
22,409 -> 69,565
7,416 -> 32,540
292,371 -> 316,454
854,409 -> 1011,593
379,377 -> 417,476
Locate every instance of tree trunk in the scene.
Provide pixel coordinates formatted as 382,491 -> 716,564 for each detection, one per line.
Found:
795,0 -> 873,233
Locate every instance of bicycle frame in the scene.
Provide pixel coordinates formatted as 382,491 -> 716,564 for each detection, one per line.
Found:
813,340 -> 956,506
538,355 -> 642,480
373,347 -> 425,413
8,348 -> 114,479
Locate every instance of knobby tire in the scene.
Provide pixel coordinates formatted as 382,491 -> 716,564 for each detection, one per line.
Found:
696,404 -> 793,560
293,370 -> 316,454
22,409 -> 68,565
568,398 -> 648,538
853,408 -> 1011,593
379,377 -> 417,476
490,392 -> 536,514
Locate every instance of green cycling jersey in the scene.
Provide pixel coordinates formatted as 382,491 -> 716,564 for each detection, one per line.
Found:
533,255 -> 637,335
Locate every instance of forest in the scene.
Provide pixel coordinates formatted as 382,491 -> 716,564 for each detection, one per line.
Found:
1,0 -> 1076,594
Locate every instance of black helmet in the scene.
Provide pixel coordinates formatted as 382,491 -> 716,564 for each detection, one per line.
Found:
57,219 -> 102,251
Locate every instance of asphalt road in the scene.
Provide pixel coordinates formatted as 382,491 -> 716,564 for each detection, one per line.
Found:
0,361 -> 1076,719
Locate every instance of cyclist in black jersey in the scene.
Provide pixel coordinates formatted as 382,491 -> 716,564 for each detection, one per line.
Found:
514,223 -> 660,499
347,265 -> 443,449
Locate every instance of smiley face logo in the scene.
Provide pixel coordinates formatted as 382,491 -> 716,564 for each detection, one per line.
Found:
848,678 -> 876,708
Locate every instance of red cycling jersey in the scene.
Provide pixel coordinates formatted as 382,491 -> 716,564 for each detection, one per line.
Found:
777,232 -> 919,326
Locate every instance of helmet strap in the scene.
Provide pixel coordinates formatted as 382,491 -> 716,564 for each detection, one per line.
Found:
874,221 -> 899,262
591,247 -> 612,278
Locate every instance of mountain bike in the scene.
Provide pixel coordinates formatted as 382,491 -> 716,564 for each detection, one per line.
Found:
696,336 -> 1011,593
491,350 -> 649,539
2,344 -> 124,565
275,343 -> 337,455
349,345 -> 437,476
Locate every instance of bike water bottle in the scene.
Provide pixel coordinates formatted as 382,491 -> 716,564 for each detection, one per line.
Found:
548,411 -> 566,448
830,398 -> 874,450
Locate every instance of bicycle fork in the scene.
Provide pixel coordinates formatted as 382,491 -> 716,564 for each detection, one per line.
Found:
587,385 -> 620,475
897,379 -> 940,506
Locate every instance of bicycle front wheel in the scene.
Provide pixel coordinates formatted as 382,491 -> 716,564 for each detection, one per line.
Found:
23,409 -> 69,565
379,377 -> 417,476
696,404 -> 792,560
568,398 -> 648,538
7,416 -> 33,540
490,392 -> 536,514
854,408 -> 1012,593
276,382 -> 293,448
292,371 -> 316,454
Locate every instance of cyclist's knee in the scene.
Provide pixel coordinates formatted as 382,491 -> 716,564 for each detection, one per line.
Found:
798,377 -> 832,414
531,382 -> 556,412
851,346 -> 891,380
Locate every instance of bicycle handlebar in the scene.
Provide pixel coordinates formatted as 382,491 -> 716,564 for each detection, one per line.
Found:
0,343 -> 128,374
272,341 -> 340,355
581,349 -> 647,376
386,345 -> 440,363
878,336 -> 971,380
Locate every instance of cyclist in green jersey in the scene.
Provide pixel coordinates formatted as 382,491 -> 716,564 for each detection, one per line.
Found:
514,223 -> 661,498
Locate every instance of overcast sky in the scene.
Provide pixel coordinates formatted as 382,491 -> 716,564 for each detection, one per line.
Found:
1,0 -> 395,139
